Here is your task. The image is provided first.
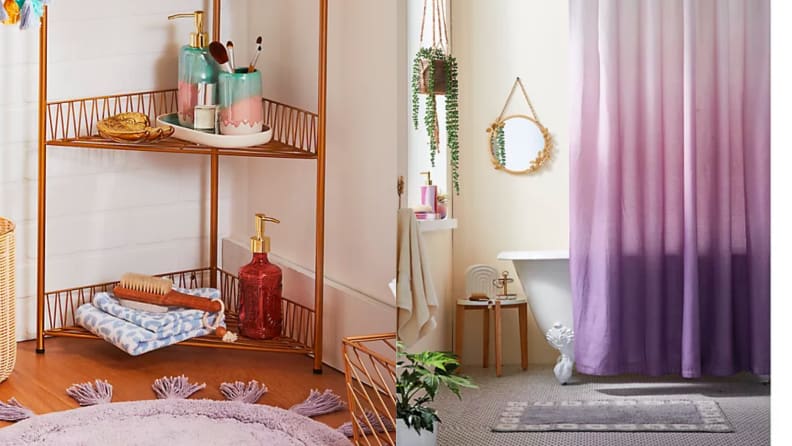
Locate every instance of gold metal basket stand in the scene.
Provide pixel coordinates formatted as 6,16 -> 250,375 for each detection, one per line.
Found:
0,218 -> 16,383
342,334 -> 397,446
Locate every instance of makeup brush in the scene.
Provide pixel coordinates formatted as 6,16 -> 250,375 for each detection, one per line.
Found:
226,40 -> 236,71
248,36 -> 262,73
209,41 -> 234,73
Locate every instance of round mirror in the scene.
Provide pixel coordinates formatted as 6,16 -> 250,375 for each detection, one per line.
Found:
488,115 -> 552,174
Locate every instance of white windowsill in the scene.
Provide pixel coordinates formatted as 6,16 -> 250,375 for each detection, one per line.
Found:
418,218 -> 458,233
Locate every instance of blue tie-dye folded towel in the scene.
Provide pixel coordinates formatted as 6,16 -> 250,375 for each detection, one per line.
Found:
75,288 -> 225,356
92,288 -> 220,334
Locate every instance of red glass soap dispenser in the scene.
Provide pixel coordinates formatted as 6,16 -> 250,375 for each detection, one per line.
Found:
238,213 -> 283,339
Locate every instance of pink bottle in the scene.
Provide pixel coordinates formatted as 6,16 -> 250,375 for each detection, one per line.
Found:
238,214 -> 283,340
420,171 -> 438,214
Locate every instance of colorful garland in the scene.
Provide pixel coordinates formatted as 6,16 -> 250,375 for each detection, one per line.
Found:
1,0 -> 49,30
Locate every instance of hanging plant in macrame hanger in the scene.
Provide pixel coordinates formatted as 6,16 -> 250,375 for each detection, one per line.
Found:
411,0 -> 460,194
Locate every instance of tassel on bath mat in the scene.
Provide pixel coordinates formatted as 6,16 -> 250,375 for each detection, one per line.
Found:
0,398 -> 34,422
152,375 -> 206,400
219,380 -> 268,404
337,411 -> 396,437
289,389 -> 347,417
66,380 -> 113,406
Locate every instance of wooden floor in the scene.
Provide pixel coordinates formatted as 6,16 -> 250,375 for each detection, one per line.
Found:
0,338 -> 350,429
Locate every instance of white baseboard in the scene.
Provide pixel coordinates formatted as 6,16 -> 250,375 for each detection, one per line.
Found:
221,238 -> 396,309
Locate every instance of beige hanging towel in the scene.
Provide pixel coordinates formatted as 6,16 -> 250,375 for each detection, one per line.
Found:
396,208 -> 438,347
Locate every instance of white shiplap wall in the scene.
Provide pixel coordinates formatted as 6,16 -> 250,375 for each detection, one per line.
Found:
0,0 -> 250,340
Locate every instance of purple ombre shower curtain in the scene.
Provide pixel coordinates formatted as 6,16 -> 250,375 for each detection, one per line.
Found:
569,0 -> 770,378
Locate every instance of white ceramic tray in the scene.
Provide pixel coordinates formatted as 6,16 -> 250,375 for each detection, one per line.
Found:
157,113 -> 273,149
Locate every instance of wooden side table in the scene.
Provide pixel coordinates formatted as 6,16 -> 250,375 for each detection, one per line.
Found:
454,298 -> 528,377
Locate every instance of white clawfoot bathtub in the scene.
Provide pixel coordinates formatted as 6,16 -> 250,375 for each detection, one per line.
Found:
498,251 -> 574,384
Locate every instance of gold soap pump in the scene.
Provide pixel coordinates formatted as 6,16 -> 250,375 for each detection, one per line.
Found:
238,213 -> 284,340
167,11 -> 208,48
250,214 -> 280,253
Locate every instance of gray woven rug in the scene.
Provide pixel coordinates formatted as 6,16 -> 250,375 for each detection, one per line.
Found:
494,400 -> 733,433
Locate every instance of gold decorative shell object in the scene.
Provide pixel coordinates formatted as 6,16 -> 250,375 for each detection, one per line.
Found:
97,112 -> 174,143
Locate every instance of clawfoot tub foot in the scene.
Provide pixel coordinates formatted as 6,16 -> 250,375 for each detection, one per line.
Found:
546,323 -> 575,385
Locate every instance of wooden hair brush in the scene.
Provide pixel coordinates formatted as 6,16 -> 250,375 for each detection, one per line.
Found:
113,273 -> 222,313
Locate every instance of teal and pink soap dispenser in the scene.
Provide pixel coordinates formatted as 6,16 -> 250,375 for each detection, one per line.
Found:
168,11 -> 218,127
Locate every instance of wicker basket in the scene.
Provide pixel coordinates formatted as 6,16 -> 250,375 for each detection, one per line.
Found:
0,217 -> 16,383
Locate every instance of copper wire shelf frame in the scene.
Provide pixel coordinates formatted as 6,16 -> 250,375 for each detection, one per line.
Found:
44,269 -> 315,354
34,0 -> 329,373
45,91 -> 319,158
342,334 -> 397,446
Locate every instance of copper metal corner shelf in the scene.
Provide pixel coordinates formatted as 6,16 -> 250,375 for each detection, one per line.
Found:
35,0 -> 329,372
44,269 -> 315,354
45,90 -> 319,159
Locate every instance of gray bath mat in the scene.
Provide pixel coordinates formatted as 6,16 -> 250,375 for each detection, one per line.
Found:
493,400 -> 733,433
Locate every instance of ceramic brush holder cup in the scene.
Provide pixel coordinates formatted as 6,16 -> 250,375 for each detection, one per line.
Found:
218,69 -> 264,135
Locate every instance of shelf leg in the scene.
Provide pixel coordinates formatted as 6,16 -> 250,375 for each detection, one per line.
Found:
212,0 -> 221,41
313,0 -> 329,375
35,6 -> 49,354
209,0 -> 220,290
210,152 -> 219,288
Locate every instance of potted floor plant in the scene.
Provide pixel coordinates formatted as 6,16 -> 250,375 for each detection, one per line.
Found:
396,347 -> 476,446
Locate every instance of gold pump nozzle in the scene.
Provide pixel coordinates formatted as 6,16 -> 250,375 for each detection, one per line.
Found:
420,171 -> 433,186
250,214 -> 280,253
168,11 -> 208,48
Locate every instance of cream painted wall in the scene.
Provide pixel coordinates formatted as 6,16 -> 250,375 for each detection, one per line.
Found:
229,0 -> 402,364
0,0 -> 249,340
451,0 -> 570,366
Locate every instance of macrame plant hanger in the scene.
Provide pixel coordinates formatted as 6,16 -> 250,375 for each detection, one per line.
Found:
418,0 -> 450,158
419,0 -> 450,54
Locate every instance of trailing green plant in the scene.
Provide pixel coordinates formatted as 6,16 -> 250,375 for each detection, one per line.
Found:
396,344 -> 476,434
496,124 -> 506,166
491,122 -> 506,166
445,55 -> 460,194
411,47 -> 461,194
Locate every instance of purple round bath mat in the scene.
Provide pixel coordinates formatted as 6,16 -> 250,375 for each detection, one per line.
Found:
0,399 -> 352,446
